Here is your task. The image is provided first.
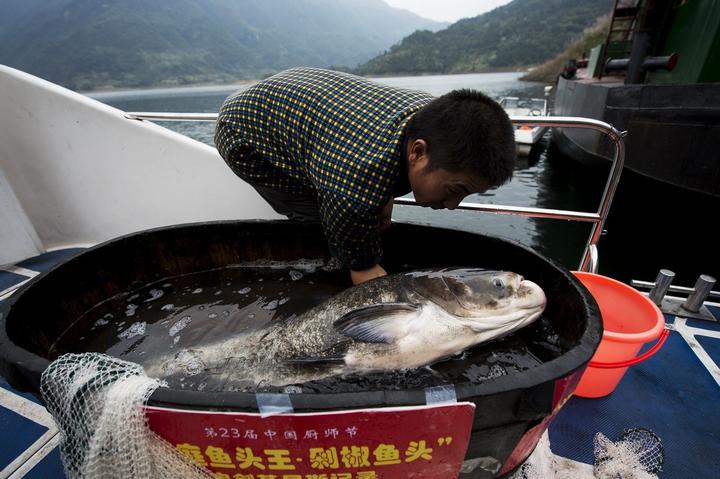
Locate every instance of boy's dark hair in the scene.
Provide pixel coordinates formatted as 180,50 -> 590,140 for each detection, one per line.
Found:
404,89 -> 516,186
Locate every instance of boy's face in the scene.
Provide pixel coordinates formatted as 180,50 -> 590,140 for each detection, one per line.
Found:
407,140 -> 491,210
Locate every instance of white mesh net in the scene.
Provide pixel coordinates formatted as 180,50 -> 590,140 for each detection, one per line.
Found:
593,428 -> 663,479
40,353 -> 212,479
512,428 -> 663,479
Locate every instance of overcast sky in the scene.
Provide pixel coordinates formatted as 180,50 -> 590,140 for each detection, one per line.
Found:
383,0 -> 513,23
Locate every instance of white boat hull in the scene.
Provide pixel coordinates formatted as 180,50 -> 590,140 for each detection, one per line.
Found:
0,65 -> 281,265
514,126 -> 548,145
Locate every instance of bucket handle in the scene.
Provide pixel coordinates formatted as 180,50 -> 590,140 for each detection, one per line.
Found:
588,329 -> 670,369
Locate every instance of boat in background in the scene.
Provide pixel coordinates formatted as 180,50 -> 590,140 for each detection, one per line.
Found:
552,0 -> 720,198
500,95 -> 549,155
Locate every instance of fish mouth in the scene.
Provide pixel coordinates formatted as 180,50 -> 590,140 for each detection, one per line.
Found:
463,303 -> 544,322
518,279 -> 547,309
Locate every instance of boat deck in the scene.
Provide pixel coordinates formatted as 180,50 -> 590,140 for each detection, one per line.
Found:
1,249 -> 718,478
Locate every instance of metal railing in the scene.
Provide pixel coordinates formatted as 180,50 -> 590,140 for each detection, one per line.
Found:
125,112 -> 219,122
126,113 -> 625,273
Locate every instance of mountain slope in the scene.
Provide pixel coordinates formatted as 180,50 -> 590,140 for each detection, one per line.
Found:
0,0 -> 445,90
356,0 -> 613,75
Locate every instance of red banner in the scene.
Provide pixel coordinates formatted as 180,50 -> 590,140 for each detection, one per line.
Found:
146,402 -> 476,479
552,370 -> 584,411
498,372 -> 584,476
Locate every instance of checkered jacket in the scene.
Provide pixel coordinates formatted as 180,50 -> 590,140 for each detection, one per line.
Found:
215,68 -> 433,269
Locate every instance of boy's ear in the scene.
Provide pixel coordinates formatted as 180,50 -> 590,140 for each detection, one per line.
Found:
408,139 -> 427,166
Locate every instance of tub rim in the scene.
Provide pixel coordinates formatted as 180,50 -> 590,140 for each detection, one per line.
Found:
0,219 -> 602,411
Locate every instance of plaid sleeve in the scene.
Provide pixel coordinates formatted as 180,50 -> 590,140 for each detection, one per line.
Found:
316,189 -> 382,271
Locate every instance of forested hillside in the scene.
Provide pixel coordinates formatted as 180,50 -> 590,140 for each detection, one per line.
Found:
356,0 -> 613,75
0,0 -> 445,90
521,17 -> 610,82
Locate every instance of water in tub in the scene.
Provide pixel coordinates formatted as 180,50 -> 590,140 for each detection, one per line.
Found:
47,260 -> 561,393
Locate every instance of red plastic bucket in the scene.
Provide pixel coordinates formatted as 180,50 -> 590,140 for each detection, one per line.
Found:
573,272 -> 668,398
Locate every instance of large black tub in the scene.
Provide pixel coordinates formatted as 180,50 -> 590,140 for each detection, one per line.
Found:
0,221 -> 601,478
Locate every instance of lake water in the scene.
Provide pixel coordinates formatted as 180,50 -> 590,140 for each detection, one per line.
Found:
89,72 -> 719,287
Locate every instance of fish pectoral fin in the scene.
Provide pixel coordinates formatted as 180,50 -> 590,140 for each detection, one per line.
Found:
333,303 -> 420,344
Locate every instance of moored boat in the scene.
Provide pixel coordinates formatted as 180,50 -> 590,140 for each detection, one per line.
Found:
499,96 -> 549,155
551,0 -> 720,198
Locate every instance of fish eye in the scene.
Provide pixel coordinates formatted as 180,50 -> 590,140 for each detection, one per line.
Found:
492,278 -> 505,289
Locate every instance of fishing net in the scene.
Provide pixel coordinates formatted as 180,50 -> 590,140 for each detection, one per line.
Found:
512,428 -> 663,479
594,428 -> 664,478
40,353 -> 212,479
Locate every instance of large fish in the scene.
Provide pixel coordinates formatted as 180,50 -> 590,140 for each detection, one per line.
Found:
148,268 -> 546,386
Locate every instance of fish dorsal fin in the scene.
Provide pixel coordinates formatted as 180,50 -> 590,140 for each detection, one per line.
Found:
333,303 -> 421,344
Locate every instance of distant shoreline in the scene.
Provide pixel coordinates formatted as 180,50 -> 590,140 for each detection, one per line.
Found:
362,66 -> 528,79
81,68 -> 535,95
81,79 -> 257,96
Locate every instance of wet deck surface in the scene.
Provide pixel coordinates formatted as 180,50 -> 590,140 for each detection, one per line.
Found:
1,248 -> 718,478
550,307 -> 720,477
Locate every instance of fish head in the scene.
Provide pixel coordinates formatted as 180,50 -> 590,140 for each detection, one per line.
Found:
334,268 -> 547,371
404,268 -> 546,334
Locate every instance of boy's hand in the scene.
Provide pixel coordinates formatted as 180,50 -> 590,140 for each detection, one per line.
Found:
350,264 -> 387,285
